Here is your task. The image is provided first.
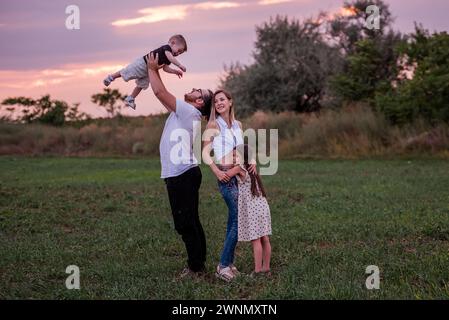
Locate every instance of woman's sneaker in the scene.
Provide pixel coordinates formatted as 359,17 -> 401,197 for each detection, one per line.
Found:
230,264 -> 241,276
103,75 -> 114,86
125,96 -> 136,110
215,265 -> 235,282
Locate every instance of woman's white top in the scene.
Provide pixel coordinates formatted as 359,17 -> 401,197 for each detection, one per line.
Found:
212,116 -> 244,162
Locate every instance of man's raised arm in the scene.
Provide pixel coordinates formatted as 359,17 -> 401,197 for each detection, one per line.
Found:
147,53 -> 177,113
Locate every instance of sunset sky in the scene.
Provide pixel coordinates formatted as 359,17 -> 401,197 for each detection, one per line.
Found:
1,0 -> 448,118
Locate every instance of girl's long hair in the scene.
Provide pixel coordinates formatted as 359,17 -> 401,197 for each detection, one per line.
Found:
241,144 -> 266,198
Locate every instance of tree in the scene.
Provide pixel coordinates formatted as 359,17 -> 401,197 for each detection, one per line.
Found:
1,95 -> 90,126
91,88 -> 125,118
221,15 -> 343,115
65,103 -> 91,122
329,0 -> 406,104
328,0 -> 395,55
375,27 -> 449,124
330,35 -> 404,103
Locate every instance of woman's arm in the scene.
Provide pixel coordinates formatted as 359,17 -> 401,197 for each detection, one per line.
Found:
203,139 -> 230,182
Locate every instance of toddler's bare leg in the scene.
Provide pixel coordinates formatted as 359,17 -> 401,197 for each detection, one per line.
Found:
103,71 -> 121,86
130,87 -> 143,99
111,71 -> 122,80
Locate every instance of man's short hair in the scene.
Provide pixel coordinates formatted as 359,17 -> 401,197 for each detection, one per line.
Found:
169,34 -> 187,51
201,89 -> 213,118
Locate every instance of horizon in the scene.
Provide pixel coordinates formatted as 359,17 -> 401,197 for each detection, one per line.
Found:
1,0 -> 448,118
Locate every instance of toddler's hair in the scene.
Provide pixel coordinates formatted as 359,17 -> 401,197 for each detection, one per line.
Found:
169,34 -> 187,51
238,144 -> 267,198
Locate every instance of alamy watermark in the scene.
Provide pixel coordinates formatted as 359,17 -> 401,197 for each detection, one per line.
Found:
169,122 -> 279,175
65,265 -> 80,289
65,5 -> 80,30
365,5 -> 380,30
365,265 -> 380,290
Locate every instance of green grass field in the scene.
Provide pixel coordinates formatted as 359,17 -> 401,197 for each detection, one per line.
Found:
0,157 -> 448,299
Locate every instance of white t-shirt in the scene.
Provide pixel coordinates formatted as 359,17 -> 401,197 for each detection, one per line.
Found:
212,116 -> 244,162
159,99 -> 202,178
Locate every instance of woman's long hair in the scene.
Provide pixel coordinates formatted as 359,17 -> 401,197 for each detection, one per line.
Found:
207,89 -> 235,130
240,144 -> 266,198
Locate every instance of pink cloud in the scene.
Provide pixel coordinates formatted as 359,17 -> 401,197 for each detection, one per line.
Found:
258,0 -> 295,5
112,2 -> 243,27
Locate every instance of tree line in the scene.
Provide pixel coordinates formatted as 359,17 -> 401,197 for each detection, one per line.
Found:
0,88 -> 125,126
1,0 -> 448,126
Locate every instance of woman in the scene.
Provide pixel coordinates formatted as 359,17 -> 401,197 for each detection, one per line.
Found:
203,89 -> 254,282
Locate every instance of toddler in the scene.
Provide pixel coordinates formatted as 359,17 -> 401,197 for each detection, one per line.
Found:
103,34 -> 187,110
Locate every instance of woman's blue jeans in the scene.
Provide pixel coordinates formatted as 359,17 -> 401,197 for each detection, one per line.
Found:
218,177 -> 239,268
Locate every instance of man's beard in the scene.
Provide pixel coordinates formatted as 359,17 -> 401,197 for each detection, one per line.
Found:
184,93 -> 196,103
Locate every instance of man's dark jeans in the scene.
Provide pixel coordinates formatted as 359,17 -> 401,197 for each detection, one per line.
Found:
165,166 -> 206,272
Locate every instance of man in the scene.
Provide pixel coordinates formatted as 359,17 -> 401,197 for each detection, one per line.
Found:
147,52 -> 213,277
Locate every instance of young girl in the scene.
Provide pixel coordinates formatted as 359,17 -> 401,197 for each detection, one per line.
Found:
227,144 -> 272,276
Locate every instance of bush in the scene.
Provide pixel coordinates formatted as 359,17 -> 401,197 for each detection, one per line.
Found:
1,109 -> 448,158
375,28 -> 449,125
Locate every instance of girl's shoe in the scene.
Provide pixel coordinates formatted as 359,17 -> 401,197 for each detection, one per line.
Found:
178,267 -> 194,279
103,75 -> 114,86
125,96 -> 136,110
262,270 -> 272,277
215,265 -> 235,282
249,271 -> 264,278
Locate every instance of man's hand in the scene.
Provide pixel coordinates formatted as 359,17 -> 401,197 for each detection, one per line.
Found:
147,52 -> 159,71
179,65 -> 187,72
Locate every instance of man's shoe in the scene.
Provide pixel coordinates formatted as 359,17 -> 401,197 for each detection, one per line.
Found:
178,267 -> 205,279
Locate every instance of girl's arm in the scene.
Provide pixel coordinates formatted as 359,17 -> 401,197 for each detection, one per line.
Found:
165,51 -> 186,72
237,169 -> 246,180
225,165 -> 244,178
